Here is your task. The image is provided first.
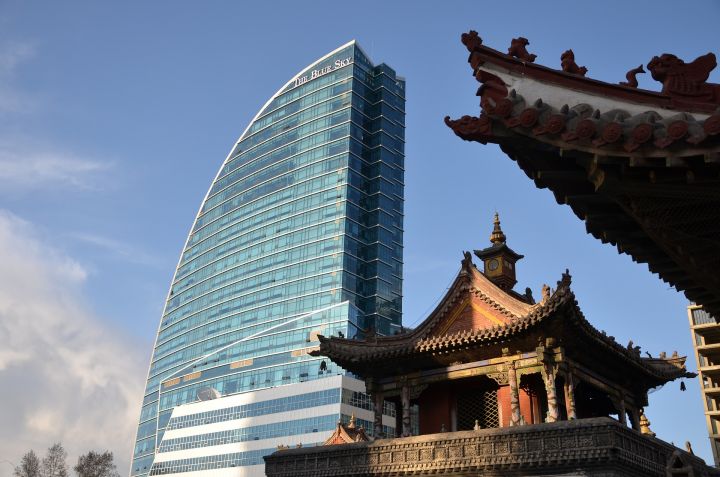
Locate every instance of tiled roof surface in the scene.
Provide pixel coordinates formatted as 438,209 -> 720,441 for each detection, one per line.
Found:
317,261 -> 691,383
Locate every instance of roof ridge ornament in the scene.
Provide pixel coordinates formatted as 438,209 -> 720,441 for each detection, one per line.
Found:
538,270 -> 573,305
648,52 -> 719,104
540,284 -> 552,304
461,250 -> 473,269
508,37 -> 536,63
619,64 -> 645,88
461,30 -> 483,52
490,212 -> 506,244
559,268 -> 572,288
560,49 -> 587,76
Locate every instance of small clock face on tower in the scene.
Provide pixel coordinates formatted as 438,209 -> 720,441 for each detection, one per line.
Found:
488,259 -> 499,271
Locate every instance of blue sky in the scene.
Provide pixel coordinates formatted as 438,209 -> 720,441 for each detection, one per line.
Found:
0,0 -> 718,473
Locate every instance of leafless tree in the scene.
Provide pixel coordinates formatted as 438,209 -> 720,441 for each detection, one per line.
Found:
14,451 -> 41,477
73,452 -> 118,477
41,444 -> 68,477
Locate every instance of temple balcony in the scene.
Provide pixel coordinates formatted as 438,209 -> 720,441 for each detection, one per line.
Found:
265,417 -> 718,477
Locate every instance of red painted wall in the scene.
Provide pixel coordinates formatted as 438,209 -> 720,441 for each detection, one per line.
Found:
519,387 -> 537,424
418,386 -> 453,434
497,385 -> 510,427
498,386 -> 542,427
497,385 -> 539,426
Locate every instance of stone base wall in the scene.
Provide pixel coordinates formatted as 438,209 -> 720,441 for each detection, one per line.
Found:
264,418 -> 718,477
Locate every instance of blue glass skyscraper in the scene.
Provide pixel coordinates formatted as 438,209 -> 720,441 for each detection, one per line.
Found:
130,41 -> 404,476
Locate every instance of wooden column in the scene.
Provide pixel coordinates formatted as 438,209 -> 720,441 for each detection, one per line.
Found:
616,397 -> 627,426
564,372 -> 577,420
507,362 -> 522,426
373,391 -> 385,438
542,368 -> 558,422
401,384 -> 411,437
628,406 -> 641,431
394,398 -> 402,438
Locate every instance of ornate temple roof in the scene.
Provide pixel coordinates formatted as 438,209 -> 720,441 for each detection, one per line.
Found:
315,254 -> 693,387
323,415 -> 370,445
445,32 -> 720,318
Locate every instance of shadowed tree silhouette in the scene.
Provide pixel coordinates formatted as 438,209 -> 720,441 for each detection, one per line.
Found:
14,451 -> 41,477
73,452 -> 118,477
41,444 -> 68,477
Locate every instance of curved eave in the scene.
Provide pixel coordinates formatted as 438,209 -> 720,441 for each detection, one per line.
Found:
447,33 -> 720,319
315,271 -> 571,371
567,295 -> 693,383
462,33 -> 717,115
318,254 -> 533,353
474,243 -> 524,261
317,272 -> 690,384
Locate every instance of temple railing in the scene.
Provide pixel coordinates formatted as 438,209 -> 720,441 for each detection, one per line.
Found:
265,417 -> 717,477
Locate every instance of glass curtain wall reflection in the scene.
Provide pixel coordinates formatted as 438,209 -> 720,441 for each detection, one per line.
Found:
130,41 -> 405,476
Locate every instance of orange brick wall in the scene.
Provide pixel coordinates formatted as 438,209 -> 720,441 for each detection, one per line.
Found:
443,296 -> 509,336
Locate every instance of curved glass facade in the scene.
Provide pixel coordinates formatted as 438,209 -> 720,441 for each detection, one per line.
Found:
130,41 -> 404,476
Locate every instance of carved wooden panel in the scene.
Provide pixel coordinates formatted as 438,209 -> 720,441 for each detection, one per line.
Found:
265,418 -> 715,477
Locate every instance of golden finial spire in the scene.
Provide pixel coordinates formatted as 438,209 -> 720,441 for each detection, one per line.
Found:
639,409 -> 655,437
348,413 -> 356,429
489,212 -> 506,244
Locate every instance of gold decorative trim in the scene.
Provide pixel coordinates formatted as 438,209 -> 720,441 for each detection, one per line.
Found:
183,371 -> 201,382
230,358 -> 253,369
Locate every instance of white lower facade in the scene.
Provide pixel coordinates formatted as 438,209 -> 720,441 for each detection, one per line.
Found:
150,375 -> 394,477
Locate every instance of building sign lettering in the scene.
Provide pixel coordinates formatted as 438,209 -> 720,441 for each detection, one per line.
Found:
294,57 -> 352,88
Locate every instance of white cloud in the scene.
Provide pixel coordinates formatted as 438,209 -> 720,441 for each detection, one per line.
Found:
0,42 -> 34,76
67,232 -> 162,267
0,42 -> 36,113
0,41 -> 109,190
0,147 -> 111,191
0,211 -> 146,477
